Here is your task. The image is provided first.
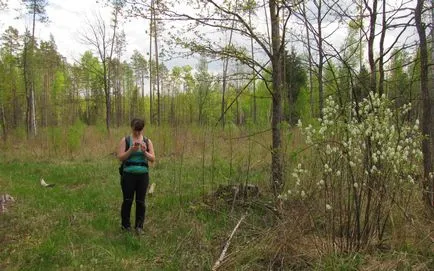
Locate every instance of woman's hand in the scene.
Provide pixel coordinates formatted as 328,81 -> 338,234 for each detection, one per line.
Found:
131,142 -> 141,152
140,142 -> 147,152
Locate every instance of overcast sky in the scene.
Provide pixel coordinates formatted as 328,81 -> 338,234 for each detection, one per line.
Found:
0,0 -> 154,62
0,0 -> 419,74
0,1 -> 346,65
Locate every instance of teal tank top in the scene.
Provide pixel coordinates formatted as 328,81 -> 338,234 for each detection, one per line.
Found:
123,136 -> 149,174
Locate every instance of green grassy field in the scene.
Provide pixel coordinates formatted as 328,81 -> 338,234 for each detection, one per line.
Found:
0,157 -> 255,270
0,126 -> 275,270
0,126 -> 433,270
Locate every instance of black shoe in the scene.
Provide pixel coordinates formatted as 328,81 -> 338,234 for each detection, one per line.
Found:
135,228 -> 144,236
121,226 -> 131,232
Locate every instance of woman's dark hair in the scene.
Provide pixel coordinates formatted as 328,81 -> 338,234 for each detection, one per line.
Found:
131,118 -> 145,131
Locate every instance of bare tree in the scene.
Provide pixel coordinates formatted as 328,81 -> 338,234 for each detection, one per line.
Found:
22,0 -> 48,137
294,0 -> 340,118
80,2 -> 121,134
220,17 -> 235,128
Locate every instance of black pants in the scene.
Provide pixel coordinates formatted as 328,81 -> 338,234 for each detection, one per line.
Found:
121,172 -> 149,229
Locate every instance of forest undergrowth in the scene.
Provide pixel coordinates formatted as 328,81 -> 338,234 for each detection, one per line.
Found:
0,124 -> 432,270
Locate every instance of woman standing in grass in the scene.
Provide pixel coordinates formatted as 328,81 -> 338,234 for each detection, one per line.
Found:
117,118 -> 155,234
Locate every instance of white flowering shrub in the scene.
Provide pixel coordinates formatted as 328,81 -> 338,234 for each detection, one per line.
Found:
281,92 -> 423,251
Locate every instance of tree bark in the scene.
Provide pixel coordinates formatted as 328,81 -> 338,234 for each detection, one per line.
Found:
149,13 -> 153,125
367,0 -> 378,93
153,0 -> 161,126
0,103 -> 7,142
269,0 -> 284,195
249,9 -> 256,124
317,0 -> 324,118
103,59 -> 111,135
415,0 -> 433,206
431,0 -> 434,186
23,33 -> 31,138
30,0 -> 37,136
303,0 -> 314,117
378,0 -> 386,96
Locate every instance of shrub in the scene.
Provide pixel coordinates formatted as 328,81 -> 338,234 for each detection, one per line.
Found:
280,92 -> 423,251
67,120 -> 86,153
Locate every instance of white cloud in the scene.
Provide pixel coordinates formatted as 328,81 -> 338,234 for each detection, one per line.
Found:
0,0 -> 150,64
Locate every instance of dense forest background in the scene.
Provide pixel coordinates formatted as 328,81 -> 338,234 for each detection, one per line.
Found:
0,0 -> 429,132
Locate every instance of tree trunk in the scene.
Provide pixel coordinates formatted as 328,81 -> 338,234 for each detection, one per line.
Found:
249,10 -> 256,124
105,2 -> 120,134
42,73 -> 48,127
368,0 -> 378,93
30,1 -> 37,136
12,84 -> 18,128
0,102 -> 7,142
317,0 -> 324,118
378,0 -> 386,96
141,72 -> 146,122
9,53 -> 18,128
415,0 -> 433,207
153,0 -> 161,126
221,56 -> 228,127
269,0 -> 284,195
149,12 -> 153,125
431,0 -> 434,182
115,66 -> 121,128
23,34 -> 31,138
303,0 -> 314,117
103,62 -> 111,135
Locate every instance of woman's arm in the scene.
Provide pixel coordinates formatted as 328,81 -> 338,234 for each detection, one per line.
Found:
117,137 -> 132,162
143,139 -> 155,163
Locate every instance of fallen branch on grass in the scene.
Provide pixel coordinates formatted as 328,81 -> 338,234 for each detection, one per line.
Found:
148,183 -> 156,195
212,214 -> 247,271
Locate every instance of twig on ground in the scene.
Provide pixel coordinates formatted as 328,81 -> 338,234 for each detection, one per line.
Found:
212,214 -> 247,271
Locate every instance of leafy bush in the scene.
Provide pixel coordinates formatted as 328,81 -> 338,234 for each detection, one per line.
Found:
280,92 -> 423,251
67,120 -> 86,152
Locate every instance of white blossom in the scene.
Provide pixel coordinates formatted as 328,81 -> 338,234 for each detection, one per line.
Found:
297,119 -> 303,128
326,144 -> 332,154
408,175 -> 415,184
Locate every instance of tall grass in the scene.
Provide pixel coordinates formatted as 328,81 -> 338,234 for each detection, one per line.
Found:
0,124 -> 274,270
0,124 -> 432,270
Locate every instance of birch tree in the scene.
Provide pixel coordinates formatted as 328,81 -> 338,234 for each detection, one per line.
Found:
22,0 -> 48,137
80,1 -> 121,134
